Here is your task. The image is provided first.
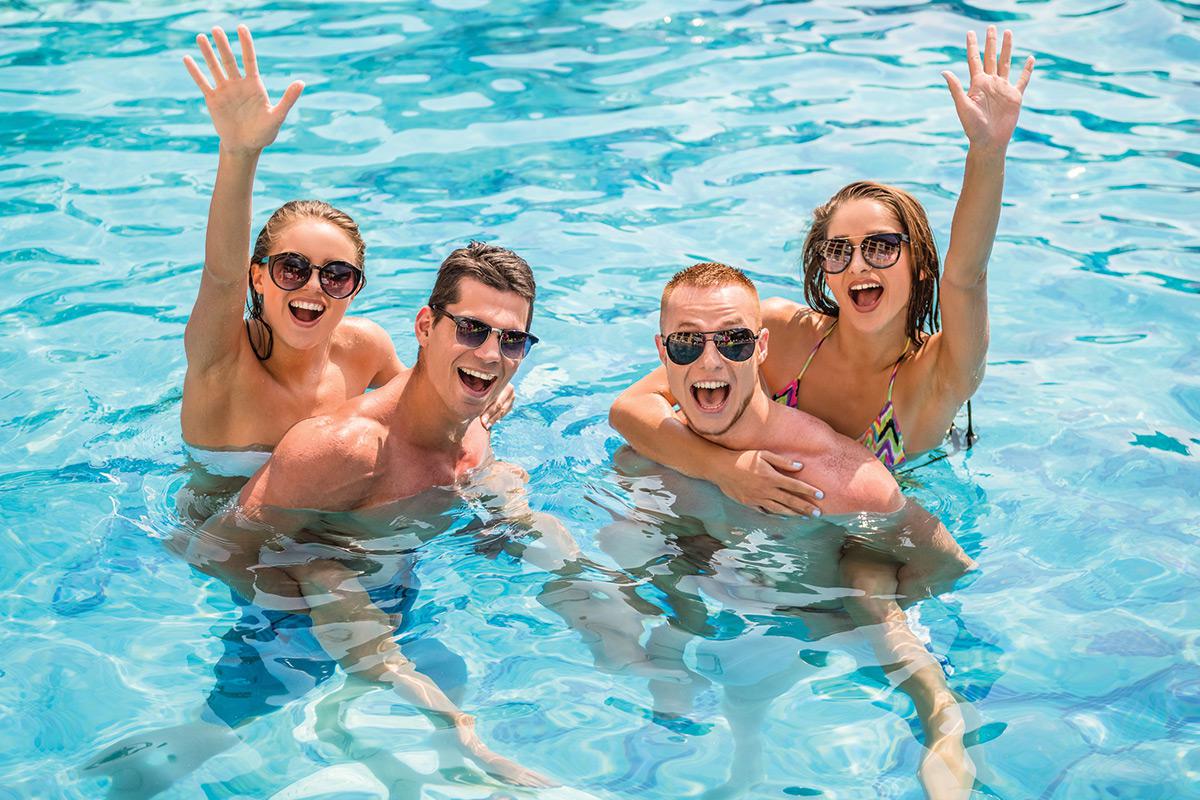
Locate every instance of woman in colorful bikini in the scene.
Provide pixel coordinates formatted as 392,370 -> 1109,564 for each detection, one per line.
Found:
610,26 -> 1034,515
180,25 -> 510,488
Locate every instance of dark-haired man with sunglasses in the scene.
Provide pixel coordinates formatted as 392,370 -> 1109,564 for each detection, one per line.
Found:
189,241 -> 562,789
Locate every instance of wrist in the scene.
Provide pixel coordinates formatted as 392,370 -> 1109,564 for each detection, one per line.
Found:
218,143 -> 264,160
965,142 -> 1008,166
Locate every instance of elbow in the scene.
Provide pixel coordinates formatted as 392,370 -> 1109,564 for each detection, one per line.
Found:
608,395 -> 634,437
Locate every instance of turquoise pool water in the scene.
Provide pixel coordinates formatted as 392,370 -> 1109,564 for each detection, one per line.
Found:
2,1 -> 1198,798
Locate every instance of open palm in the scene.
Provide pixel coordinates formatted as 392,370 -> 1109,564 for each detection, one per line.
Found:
183,25 -> 303,154
942,26 -> 1034,150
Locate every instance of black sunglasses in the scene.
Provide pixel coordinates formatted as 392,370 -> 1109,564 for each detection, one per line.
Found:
263,252 -> 365,300
816,232 -> 909,274
430,304 -> 539,360
663,327 -> 759,365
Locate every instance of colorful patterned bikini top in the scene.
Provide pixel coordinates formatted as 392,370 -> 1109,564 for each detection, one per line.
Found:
771,322 -> 908,471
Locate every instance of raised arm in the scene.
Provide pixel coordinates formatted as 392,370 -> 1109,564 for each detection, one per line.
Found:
935,26 -> 1034,398
609,366 -> 822,515
182,24 -> 304,373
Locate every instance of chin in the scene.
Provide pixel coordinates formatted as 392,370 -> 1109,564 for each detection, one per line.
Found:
682,406 -> 735,438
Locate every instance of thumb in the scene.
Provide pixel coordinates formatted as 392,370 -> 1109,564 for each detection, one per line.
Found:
273,80 -> 305,120
941,70 -> 969,110
759,450 -> 803,472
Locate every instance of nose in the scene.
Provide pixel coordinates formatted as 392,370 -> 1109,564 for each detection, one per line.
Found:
698,338 -> 724,369
848,243 -> 872,273
473,329 -> 502,363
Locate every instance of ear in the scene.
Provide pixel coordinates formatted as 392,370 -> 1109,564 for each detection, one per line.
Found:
415,305 -> 434,347
250,261 -> 266,294
655,334 -> 668,367
350,272 -> 366,300
757,327 -> 769,365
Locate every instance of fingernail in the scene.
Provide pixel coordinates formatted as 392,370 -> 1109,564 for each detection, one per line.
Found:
812,509 -> 822,517
815,490 -> 824,500
792,461 -> 803,469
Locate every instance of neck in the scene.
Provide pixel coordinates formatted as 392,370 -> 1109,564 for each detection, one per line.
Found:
260,331 -> 332,388
705,383 -> 775,453
393,362 -> 473,455
829,314 -> 910,373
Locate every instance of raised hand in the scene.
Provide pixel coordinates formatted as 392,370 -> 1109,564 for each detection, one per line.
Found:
183,24 -> 304,155
942,26 -> 1034,151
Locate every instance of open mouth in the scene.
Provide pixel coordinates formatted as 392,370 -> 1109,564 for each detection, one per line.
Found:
848,280 -> 884,312
458,366 -> 497,397
288,299 -> 327,324
691,380 -> 730,413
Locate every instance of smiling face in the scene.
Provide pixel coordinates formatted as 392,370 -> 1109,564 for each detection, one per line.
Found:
657,283 -> 767,438
250,219 -> 362,352
821,198 -> 914,336
415,277 -> 531,422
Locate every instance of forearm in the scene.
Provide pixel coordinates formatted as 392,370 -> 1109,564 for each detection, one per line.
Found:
942,146 -> 1006,290
300,568 -> 468,724
203,147 -> 261,286
610,393 -> 736,482
841,551 -> 956,720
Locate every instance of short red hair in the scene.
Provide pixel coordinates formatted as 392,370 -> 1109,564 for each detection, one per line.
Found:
660,262 -> 758,315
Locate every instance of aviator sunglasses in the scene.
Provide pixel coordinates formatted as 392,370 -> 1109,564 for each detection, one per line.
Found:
816,232 -> 910,274
263,252 -> 365,300
663,327 -> 759,366
430,304 -> 539,360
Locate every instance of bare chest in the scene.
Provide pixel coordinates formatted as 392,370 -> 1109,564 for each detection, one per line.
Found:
354,436 -> 490,510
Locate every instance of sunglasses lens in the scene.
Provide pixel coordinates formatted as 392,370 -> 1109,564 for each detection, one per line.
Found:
498,331 -> 532,359
319,263 -> 360,299
271,254 -> 312,289
819,239 -> 852,272
714,328 -> 757,362
665,333 -> 705,365
454,318 -> 491,349
861,234 -> 902,267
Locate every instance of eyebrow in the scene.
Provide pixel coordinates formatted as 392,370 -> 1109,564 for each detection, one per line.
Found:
671,315 -> 753,331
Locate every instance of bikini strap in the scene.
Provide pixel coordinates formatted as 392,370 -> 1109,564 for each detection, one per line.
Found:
795,321 -> 837,384
884,338 -> 911,403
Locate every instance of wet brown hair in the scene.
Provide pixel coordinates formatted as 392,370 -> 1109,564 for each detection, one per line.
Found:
245,200 -> 366,360
660,261 -> 758,318
427,240 -> 536,328
801,181 -> 939,345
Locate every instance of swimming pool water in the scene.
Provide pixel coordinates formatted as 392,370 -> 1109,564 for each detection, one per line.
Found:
1,1 -> 1197,798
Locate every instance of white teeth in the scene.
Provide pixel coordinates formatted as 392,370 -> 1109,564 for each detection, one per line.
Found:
461,367 -> 496,381
850,281 -> 882,291
290,300 -> 325,311
693,381 -> 729,389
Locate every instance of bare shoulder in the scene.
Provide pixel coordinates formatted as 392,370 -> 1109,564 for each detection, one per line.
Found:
335,315 -> 392,347
334,315 -> 397,359
761,298 -> 828,388
823,439 -> 903,514
770,406 -> 902,514
240,412 -> 386,513
761,296 -> 811,331
838,452 -> 903,514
